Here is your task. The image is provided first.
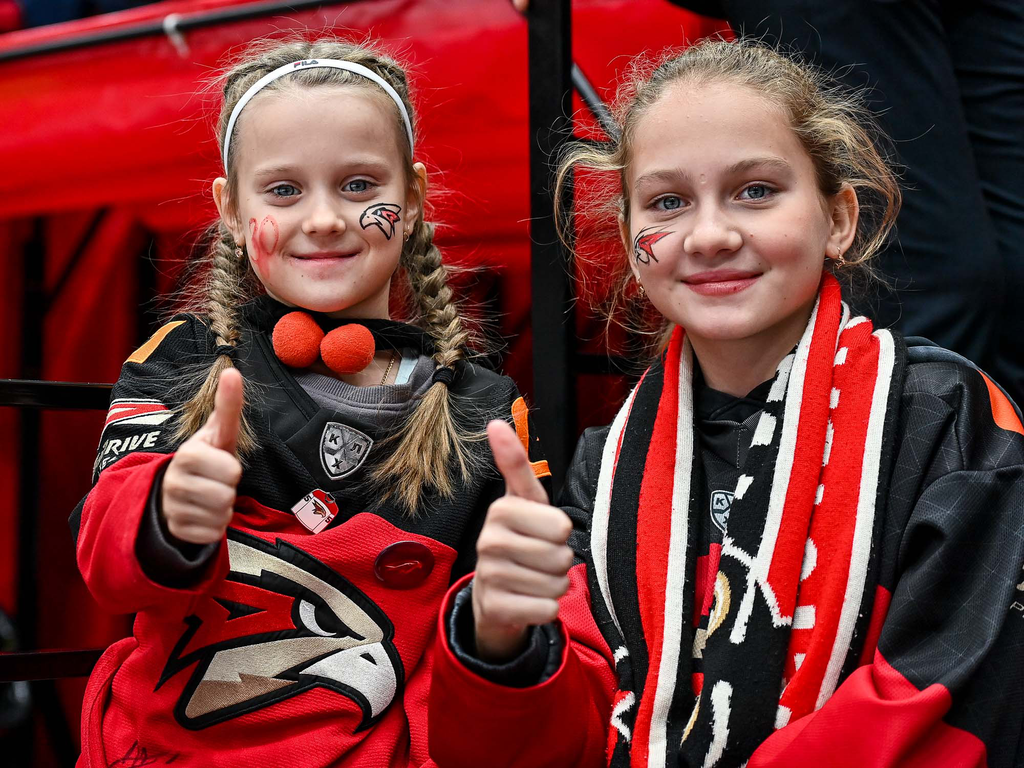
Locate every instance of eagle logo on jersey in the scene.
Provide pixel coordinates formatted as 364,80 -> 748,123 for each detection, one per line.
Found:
157,530 -> 404,731
359,203 -> 402,240
321,422 -> 373,479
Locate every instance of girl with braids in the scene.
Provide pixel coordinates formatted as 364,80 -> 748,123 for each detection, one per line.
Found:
70,38 -> 548,767
430,39 -> 1024,768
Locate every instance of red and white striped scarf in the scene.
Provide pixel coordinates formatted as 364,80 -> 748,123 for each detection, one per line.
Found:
589,276 -> 905,768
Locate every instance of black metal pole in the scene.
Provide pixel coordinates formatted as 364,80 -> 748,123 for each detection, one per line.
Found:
527,0 -> 574,491
14,218 -> 45,765
572,64 -> 620,142
17,219 -> 44,653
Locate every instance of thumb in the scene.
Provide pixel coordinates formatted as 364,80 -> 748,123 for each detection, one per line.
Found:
488,419 -> 549,505
201,367 -> 244,454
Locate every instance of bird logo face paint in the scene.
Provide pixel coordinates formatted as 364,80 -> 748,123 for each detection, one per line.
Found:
359,203 -> 402,240
633,227 -> 673,266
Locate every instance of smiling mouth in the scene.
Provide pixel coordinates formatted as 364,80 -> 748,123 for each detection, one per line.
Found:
683,271 -> 761,296
291,252 -> 359,261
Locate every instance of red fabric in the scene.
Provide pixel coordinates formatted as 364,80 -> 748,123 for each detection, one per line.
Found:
77,452 -> 462,766
429,565 -> 616,768
76,451 -> 230,616
0,0 -> 20,33
858,585 -> 893,667
749,651 -> 988,768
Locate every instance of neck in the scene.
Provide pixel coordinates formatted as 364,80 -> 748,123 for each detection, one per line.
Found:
688,303 -> 815,397
308,349 -> 398,387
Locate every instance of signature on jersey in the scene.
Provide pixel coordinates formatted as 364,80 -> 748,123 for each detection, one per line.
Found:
107,740 -> 180,767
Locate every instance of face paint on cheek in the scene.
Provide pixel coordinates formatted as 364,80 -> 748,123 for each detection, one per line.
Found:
248,216 -> 279,267
359,203 -> 403,241
633,226 -> 674,266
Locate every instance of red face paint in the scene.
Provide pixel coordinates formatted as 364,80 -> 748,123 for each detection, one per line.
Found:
247,215 -> 279,267
633,227 -> 673,266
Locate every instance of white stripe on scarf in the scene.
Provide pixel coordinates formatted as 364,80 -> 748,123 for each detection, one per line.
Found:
591,384 -> 641,639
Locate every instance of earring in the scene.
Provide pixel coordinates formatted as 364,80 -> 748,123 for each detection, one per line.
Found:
834,246 -> 846,269
403,230 -> 411,243
636,277 -> 646,297
234,244 -> 245,260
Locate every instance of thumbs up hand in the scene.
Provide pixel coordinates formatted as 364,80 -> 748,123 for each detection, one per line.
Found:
161,368 -> 245,545
472,419 -> 575,662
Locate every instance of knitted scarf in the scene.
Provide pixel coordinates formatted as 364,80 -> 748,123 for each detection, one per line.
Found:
589,276 -> 906,768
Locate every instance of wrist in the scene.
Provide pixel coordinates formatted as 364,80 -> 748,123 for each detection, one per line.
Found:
474,620 -> 530,663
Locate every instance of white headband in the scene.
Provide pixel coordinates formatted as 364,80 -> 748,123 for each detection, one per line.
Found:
222,58 -> 415,169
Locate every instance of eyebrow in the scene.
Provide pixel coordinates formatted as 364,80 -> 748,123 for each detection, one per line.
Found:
251,157 -> 393,179
633,155 -> 794,193
252,164 -> 299,179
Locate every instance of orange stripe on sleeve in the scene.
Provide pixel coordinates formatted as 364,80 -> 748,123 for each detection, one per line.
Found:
126,320 -> 185,365
511,396 -> 552,479
980,371 -> 1024,435
511,396 -> 531,449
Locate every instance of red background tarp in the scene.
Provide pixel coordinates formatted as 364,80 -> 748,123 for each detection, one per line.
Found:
0,0 -> 725,761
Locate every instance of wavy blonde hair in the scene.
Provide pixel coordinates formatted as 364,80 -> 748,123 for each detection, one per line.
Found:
556,38 -> 902,348
175,37 -> 478,513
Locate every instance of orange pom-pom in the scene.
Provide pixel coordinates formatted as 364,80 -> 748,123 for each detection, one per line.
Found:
321,324 -> 376,376
272,311 -> 324,368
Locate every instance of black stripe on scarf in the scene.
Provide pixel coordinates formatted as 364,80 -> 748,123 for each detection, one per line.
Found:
606,361 -> 665,711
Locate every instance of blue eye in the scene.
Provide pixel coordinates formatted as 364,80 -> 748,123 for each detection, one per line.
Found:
344,179 -> 373,193
270,184 -> 299,198
740,184 -> 774,201
655,195 -> 683,211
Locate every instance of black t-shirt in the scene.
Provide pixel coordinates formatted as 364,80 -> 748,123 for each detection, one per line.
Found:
693,366 -> 772,555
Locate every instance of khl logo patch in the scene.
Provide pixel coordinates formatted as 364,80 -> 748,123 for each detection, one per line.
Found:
710,489 -> 733,534
320,422 -> 373,480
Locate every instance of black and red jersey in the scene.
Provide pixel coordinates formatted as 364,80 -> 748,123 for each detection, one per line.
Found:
70,304 -> 548,768
430,339 -> 1024,768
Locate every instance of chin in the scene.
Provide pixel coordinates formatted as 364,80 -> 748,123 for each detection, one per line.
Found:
683,313 -> 769,342
281,295 -> 358,315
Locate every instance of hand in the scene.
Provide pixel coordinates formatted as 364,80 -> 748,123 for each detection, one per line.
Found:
160,368 -> 244,545
472,419 -> 574,662
512,0 -> 529,10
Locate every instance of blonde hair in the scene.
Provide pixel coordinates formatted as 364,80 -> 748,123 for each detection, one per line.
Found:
555,38 -> 901,346
176,37 -> 478,513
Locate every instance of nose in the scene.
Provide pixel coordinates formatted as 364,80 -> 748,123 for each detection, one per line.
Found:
682,204 -> 742,258
301,193 -> 346,237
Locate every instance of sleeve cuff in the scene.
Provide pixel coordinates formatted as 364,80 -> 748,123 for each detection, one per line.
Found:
135,461 -> 220,589
447,581 -> 564,688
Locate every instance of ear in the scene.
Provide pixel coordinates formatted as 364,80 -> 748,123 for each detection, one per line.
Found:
619,211 -> 641,283
826,183 -> 859,259
212,177 -> 245,245
404,162 -> 428,237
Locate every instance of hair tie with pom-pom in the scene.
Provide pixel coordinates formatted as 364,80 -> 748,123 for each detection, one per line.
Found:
271,311 -> 376,377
